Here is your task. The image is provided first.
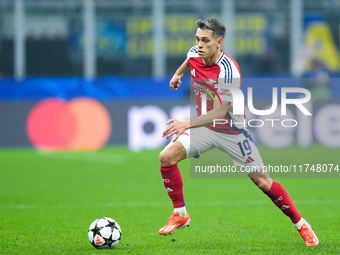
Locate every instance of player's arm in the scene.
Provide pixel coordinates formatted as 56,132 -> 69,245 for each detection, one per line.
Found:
162,101 -> 230,141
169,59 -> 190,91
190,101 -> 230,128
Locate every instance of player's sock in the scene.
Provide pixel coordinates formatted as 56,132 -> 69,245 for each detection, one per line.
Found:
265,180 -> 302,224
160,164 -> 185,209
174,206 -> 187,217
294,217 -> 307,229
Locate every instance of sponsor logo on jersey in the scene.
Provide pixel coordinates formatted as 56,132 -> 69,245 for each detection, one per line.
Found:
207,78 -> 217,85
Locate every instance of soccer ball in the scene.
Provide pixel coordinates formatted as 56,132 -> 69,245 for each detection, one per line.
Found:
88,217 -> 122,249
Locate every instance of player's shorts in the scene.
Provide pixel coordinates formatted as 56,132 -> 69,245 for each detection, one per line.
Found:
164,127 -> 263,174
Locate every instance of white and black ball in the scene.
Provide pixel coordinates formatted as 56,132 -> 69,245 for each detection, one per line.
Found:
88,217 -> 121,249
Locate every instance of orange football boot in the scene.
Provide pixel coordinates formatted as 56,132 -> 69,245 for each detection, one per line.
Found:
158,212 -> 190,235
298,222 -> 319,246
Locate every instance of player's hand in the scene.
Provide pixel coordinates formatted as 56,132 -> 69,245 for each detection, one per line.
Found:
162,119 -> 189,142
169,76 -> 182,91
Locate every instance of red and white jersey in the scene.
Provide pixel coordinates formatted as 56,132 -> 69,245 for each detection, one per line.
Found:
187,45 -> 246,135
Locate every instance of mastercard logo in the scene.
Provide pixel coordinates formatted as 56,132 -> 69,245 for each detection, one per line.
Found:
26,97 -> 111,151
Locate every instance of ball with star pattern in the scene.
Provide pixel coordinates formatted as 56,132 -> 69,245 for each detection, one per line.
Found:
88,217 -> 121,249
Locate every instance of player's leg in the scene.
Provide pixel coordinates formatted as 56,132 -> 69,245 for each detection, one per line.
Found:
214,130 -> 318,246
159,140 -> 187,213
158,138 -> 189,235
249,170 -> 302,223
216,131 -> 303,225
158,128 -> 215,235
249,170 -> 319,246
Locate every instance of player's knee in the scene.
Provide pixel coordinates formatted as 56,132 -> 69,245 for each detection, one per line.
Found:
254,178 -> 273,193
159,150 -> 176,167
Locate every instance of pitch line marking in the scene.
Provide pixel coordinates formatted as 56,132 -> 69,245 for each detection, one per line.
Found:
2,199 -> 338,210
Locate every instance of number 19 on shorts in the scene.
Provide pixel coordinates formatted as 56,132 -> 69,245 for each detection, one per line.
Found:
237,140 -> 252,156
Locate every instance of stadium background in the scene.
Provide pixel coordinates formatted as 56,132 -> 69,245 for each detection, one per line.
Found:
0,0 -> 339,151
0,1 -> 340,254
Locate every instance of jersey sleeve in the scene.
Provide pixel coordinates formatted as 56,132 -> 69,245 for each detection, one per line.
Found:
216,56 -> 241,102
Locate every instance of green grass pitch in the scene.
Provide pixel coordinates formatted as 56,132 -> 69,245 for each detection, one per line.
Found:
1,145 -> 339,254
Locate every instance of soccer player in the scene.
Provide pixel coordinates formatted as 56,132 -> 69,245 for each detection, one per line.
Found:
158,18 -> 319,246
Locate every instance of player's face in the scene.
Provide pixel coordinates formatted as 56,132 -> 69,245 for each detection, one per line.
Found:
195,28 -> 223,63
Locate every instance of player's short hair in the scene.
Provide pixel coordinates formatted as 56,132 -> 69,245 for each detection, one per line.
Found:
196,19 -> 226,39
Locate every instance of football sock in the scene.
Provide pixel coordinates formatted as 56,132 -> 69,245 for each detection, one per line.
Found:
174,206 -> 187,217
265,181 -> 302,224
160,164 -> 185,209
294,217 -> 307,229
